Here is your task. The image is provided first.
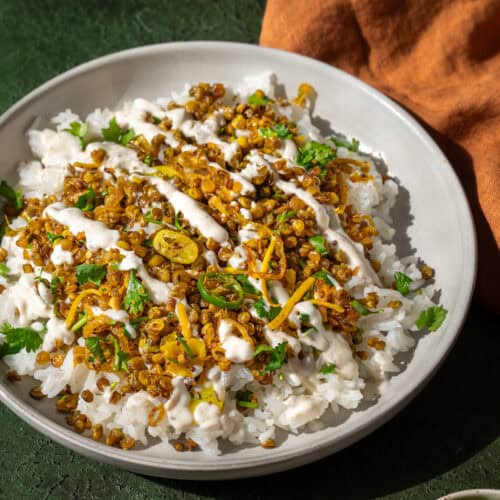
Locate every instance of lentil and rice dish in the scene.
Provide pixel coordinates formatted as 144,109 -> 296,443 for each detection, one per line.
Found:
0,74 -> 447,454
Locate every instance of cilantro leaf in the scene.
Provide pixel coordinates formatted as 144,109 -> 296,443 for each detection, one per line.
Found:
235,275 -> 259,295
110,335 -> 130,372
236,390 -> 258,409
415,306 -> 447,332
123,270 -> 148,315
319,363 -> 337,375
394,272 -> 413,296
50,276 -> 63,297
265,341 -> 288,372
276,210 -> 297,224
313,269 -> 335,286
85,337 -> 105,363
0,180 -> 22,209
351,299 -> 374,316
309,235 -> 328,255
260,123 -> 292,139
247,92 -> 270,106
75,186 -> 95,212
65,121 -> 88,149
330,136 -> 360,152
299,313 -> 310,323
254,297 -> 281,320
0,263 -> 9,277
76,264 -> 107,286
0,323 -> 43,358
46,232 -> 63,245
144,211 -> 163,225
254,344 -> 274,357
177,335 -> 195,358
296,141 -> 335,176
101,117 -> 135,145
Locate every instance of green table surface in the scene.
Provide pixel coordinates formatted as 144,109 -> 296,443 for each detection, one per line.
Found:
0,1 -> 498,499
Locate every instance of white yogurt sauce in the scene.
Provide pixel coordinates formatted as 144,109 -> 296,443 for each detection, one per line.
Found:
165,377 -> 193,433
218,320 -> 254,363
149,177 -> 229,244
50,244 -> 73,266
44,203 -> 120,251
180,112 -> 239,163
0,274 -> 50,327
208,162 -> 255,195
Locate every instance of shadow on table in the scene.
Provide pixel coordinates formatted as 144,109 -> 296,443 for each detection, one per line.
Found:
146,304 -> 500,499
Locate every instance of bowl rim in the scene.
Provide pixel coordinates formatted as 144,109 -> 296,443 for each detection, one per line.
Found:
0,40 -> 477,479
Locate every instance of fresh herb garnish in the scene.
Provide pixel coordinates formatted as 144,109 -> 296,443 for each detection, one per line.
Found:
76,264 -> 106,286
299,313 -> 310,323
313,269 -> 335,285
71,311 -> 88,332
259,123 -> 292,139
234,275 -> 259,295
50,276 -> 63,297
236,390 -> 258,409
0,263 -> 9,277
265,341 -> 288,372
0,180 -> 22,209
177,335 -> 195,358
65,121 -> 88,149
276,210 -> 297,224
130,316 -> 148,326
174,212 -> 182,231
101,117 -> 135,145
110,335 -> 130,372
144,211 -> 163,225
254,344 -> 274,357
123,270 -> 148,315
75,186 -> 96,212
0,323 -> 44,358
309,235 -> 328,255
351,299 -> 374,316
46,232 -> 63,245
143,155 -> 152,166
319,363 -> 337,375
415,306 -> 447,332
394,272 -> 413,296
247,92 -> 270,106
296,141 -> 335,177
254,297 -> 281,320
152,116 -> 162,125
142,238 -> 153,248
85,337 -> 105,363
330,136 -> 360,152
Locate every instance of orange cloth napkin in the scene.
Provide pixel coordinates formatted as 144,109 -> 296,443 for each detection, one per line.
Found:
260,0 -> 500,313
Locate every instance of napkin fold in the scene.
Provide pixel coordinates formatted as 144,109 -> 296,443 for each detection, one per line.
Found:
260,0 -> 500,313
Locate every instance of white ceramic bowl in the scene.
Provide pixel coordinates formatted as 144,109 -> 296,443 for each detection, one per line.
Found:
0,42 -> 476,479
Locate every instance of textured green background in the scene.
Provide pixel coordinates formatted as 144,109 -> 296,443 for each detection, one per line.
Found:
0,1 -> 498,499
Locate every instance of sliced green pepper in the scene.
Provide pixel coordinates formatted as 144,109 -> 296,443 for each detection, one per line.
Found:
197,272 -> 244,310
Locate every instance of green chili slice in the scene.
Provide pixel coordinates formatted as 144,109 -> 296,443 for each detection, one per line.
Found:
197,272 -> 244,310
